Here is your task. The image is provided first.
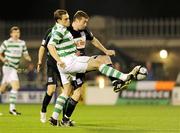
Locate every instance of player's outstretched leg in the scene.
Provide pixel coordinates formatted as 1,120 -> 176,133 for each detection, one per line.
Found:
99,64 -> 141,82
86,56 -> 139,93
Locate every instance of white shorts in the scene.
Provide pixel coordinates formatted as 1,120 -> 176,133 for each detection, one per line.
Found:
1,66 -> 19,84
57,54 -> 90,85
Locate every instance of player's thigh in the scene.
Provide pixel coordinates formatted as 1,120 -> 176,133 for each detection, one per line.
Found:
10,80 -> 20,90
94,55 -> 112,64
0,83 -> 8,93
65,56 -> 90,73
87,55 -> 112,71
71,87 -> 83,101
62,83 -> 73,96
86,56 -> 102,71
2,66 -> 19,90
47,85 -> 56,95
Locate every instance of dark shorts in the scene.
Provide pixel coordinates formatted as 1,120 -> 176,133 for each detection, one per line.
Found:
76,73 -> 85,84
71,73 -> 86,90
47,64 -> 61,86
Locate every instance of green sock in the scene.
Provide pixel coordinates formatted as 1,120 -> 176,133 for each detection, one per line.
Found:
52,94 -> 68,120
99,64 -> 128,81
9,90 -> 17,111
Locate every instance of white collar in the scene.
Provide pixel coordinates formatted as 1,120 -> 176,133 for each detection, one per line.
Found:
8,38 -> 20,42
56,23 -> 65,28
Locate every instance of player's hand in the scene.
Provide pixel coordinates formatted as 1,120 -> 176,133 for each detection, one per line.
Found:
76,51 -> 81,56
57,61 -> 66,69
26,56 -> 32,62
105,50 -> 115,56
75,40 -> 85,49
37,64 -> 41,73
3,58 -> 9,63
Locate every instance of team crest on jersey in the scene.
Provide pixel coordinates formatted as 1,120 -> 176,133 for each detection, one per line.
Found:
48,77 -> 53,82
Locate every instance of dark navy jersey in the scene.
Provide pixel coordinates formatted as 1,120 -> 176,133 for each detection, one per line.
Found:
41,28 -> 57,66
67,26 -> 94,55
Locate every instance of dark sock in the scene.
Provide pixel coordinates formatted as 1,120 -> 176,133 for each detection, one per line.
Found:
63,97 -> 69,117
63,98 -> 78,121
107,64 -> 118,83
41,92 -> 52,113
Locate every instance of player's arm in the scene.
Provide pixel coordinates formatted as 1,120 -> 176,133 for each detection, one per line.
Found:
47,44 -> 65,68
47,30 -> 65,68
23,53 -> 31,62
0,53 -> 7,63
22,42 -> 31,62
37,46 -> 45,72
91,37 -> 115,56
37,28 -> 52,72
0,42 -> 8,63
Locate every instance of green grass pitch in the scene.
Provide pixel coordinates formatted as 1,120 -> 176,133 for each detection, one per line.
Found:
0,104 -> 180,133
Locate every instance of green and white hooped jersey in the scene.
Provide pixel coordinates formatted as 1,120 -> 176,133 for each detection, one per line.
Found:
48,23 -> 77,57
0,38 -> 28,69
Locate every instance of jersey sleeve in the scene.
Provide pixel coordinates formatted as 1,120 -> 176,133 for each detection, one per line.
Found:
22,42 -> 29,55
41,28 -> 52,47
85,28 -> 94,41
48,30 -> 63,46
0,41 -> 7,53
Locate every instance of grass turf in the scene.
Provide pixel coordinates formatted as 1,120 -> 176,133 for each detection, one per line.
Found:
0,104 -> 180,133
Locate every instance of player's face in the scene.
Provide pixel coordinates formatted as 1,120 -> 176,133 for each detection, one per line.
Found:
61,14 -> 70,27
10,30 -> 20,40
77,17 -> 88,30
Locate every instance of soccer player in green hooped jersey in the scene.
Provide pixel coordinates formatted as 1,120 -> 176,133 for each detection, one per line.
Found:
48,9 -> 140,126
0,26 -> 31,115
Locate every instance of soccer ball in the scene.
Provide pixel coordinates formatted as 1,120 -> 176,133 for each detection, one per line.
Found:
135,66 -> 148,80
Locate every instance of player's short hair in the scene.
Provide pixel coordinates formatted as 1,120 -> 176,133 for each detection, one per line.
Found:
73,10 -> 89,21
54,9 -> 68,22
10,26 -> 20,33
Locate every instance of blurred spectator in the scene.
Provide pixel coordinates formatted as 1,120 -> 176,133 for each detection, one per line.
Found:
146,61 -> 154,80
114,62 -> 121,71
176,72 -> 180,86
27,63 -> 37,82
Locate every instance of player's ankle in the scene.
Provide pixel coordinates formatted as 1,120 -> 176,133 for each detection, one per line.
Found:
62,115 -> 70,122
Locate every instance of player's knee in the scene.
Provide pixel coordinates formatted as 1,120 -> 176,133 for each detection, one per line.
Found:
94,58 -> 104,67
62,83 -> 72,96
11,82 -> 20,90
72,89 -> 82,101
104,56 -> 112,64
98,55 -> 112,64
47,85 -> 56,95
0,85 -> 6,93
47,89 -> 55,96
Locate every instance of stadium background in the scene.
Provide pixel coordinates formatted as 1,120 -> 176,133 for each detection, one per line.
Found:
0,0 -> 180,133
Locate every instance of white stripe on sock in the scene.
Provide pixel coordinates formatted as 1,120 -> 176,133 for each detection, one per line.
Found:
55,104 -> 63,110
52,112 -> 59,120
106,67 -> 113,76
99,64 -> 106,72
